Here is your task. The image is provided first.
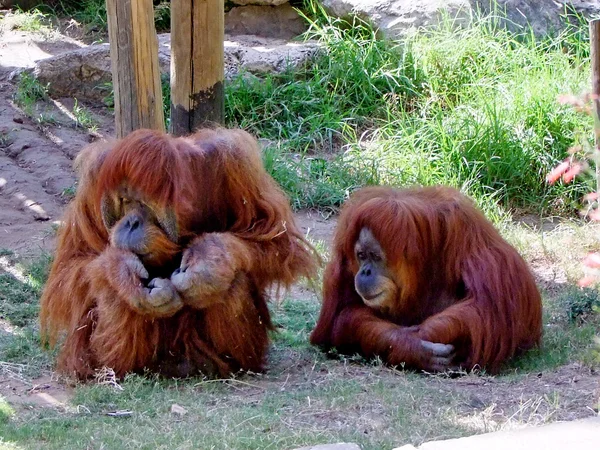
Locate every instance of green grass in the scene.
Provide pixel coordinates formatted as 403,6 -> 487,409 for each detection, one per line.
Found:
0,132 -> 10,148
0,251 -> 53,377
0,370 -> 472,450
506,306 -> 600,373
38,0 -> 169,33
19,2 -> 593,214
223,4 -> 593,214
0,9 -> 53,33
61,184 -> 78,200
14,73 -> 100,129
72,99 -> 98,131
13,73 -> 49,116
153,1 -> 171,32
36,0 -> 107,32
261,144 -> 382,209
12,72 -> 64,126
1,233 -> 598,449
0,252 -> 49,327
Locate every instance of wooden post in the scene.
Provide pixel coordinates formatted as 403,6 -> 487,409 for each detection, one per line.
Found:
590,20 -> 600,190
170,0 -> 225,136
106,0 -> 165,138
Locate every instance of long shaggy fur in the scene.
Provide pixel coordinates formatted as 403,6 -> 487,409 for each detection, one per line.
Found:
311,186 -> 542,373
40,128 -> 316,379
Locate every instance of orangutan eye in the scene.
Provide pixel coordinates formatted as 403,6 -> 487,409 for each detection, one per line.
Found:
356,251 -> 366,261
370,252 -> 381,262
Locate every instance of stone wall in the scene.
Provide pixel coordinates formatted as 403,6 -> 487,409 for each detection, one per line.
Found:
321,0 -> 600,39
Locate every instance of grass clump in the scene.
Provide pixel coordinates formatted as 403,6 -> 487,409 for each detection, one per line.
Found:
72,99 -> 98,131
0,398 -> 15,424
38,0 -> 169,32
0,252 -> 49,328
262,144 -> 382,209
13,73 -> 49,115
0,9 -> 53,34
225,5 -> 592,213
225,11 -> 424,153
507,306 -> 599,372
558,286 -> 600,322
0,251 -> 52,376
35,0 -> 107,31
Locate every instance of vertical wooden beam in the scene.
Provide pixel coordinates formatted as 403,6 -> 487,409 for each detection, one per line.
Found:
170,0 -> 224,136
590,20 -> 600,189
106,0 -> 165,138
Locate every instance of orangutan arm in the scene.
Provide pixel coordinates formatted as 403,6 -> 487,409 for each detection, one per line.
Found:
171,232 -> 298,309
310,255 -> 454,371
41,247 -> 181,378
330,305 -> 455,371
88,247 -> 183,318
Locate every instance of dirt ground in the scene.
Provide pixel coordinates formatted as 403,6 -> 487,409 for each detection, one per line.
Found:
0,25 -> 112,255
0,23 -> 599,437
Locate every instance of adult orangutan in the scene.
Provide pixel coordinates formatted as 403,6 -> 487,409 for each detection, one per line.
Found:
40,128 -> 316,379
310,186 -> 542,373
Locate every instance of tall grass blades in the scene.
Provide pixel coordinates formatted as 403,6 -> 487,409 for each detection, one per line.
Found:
226,4 -> 592,214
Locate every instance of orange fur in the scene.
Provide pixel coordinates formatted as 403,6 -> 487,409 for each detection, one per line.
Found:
311,186 -> 542,373
40,128 -> 316,379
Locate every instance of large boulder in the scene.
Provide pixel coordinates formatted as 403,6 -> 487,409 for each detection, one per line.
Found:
321,0 -> 600,38
320,0 -> 470,38
19,34 -> 320,102
479,0 -> 600,36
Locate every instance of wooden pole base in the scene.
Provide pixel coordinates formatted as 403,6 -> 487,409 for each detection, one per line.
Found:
170,0 -> 225,136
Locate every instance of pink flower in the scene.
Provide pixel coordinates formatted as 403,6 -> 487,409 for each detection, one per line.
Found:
546,161 -> 570,184
578,276 -> 597,288
561,163 -> 583,183
584,252 -> 600,268
589,209 -> 600,221
557,94 -> 581,106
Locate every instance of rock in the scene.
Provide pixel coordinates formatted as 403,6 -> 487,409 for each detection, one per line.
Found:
320,0 -> 471,38
17,34 -> 320,103
321,0 -> 600,39
392,416 -> 600,450
224,35 -> 320,76
481,0 -> 600,36
226,4 -> 308,39
27,44 -> 114,103
292,444 -> 362,450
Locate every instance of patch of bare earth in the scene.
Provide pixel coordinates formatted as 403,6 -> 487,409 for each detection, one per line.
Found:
0,368 -> 73,412
0,25 -> 115,256
438,364 -> 599,430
